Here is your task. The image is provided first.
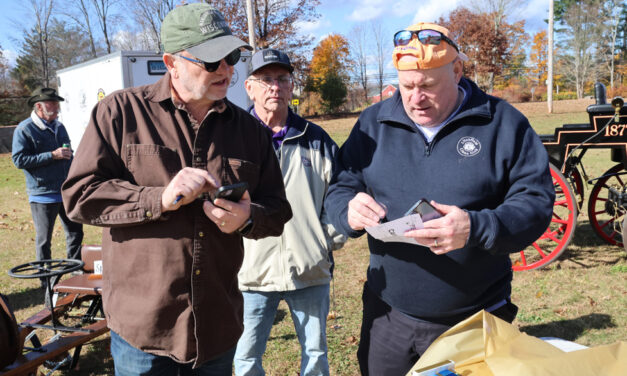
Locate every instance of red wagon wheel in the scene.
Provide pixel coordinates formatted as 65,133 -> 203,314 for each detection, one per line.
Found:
512,163 -> 577,271
587,163 -> 627,247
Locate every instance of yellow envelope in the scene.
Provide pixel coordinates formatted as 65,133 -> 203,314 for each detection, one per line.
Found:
406,310 -> 627,376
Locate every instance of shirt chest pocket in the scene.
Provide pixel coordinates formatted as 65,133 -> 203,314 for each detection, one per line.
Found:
126,144 -> 182,187
33,136 -> 58,152
222,158 -> 260,193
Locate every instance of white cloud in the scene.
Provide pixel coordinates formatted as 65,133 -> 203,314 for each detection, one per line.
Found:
295,18 -> 323,33
521,0 -> 550,33
2,48 -> 18,68
348,5 -> 385,22
406,0 -> 461,24
316,32 -> 333,43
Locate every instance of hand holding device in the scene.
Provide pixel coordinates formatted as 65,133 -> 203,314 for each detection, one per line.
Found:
405,199 -> 443,222
211,182 -> 248,202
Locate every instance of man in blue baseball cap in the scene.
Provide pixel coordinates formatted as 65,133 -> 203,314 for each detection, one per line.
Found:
234,48 -> 345,376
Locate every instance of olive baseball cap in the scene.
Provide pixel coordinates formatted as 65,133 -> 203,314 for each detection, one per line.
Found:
28,87 -> 64,107
161,3 -> 251,62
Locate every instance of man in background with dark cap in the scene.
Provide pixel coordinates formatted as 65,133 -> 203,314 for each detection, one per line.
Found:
61,4 -> 291,375
234,49 -> 345,376
12,87 -> 84,288
324,22 -> 554,375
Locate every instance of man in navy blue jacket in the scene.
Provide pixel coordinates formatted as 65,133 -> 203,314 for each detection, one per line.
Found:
12,88 -> 84,288
324,22 -> 555,375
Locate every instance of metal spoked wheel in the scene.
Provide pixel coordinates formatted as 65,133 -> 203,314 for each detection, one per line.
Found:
587,163 -> 627,247
512,163 -> 578,271
8,259 -> 84,279
569,167 -> 585,209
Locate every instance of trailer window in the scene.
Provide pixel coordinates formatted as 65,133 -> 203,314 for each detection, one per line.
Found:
147,60 -> 167,75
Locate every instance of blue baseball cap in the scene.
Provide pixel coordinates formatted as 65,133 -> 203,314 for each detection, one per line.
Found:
250,49 -> 293,74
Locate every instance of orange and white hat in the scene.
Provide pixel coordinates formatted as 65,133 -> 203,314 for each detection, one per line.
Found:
392,22 -> 468,71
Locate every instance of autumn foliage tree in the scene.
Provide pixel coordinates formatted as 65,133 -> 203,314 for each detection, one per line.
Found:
439,7 -> 527,92
208,0 -> 320,83
306,34 -> 351,113
529,30 -> 548,87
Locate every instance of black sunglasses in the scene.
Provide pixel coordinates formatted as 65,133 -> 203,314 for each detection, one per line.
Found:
178,49 -> 241,72
393,29 -> 460,53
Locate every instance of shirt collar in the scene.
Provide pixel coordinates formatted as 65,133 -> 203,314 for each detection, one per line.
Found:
168,78 -> 226,126
30,111 -> 56,131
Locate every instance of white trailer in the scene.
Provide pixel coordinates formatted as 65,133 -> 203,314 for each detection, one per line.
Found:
56,50 -> 251,147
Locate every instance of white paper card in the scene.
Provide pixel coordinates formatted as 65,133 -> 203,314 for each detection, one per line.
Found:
365,214 -> 425,245
93,260 -> 103,275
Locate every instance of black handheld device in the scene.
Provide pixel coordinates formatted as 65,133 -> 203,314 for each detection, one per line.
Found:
404,199 -> 443,222
212,182 -> 248,202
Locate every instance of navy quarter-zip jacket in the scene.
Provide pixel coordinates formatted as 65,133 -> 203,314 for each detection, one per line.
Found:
324,77 -> 554,321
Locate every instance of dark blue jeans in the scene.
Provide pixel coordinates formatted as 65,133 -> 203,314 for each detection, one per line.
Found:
110,331 -> 235,376
30,202 -> 83,286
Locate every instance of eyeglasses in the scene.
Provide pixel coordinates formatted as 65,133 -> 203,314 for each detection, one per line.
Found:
178,49 -> 241,72
393,29 -> 460,53
249,75 -> 293,88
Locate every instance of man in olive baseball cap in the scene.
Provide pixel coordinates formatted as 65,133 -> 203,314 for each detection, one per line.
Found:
60,2 -> 292,375
161,3 -> 251,63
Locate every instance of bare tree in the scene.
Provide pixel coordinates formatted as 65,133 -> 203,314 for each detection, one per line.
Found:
26,0 -> 54,87
64,0 -> 98,58
91,0 -> 118,54
209,0 -> 320,86
371,20 -> 387,102
558,0 -> 602,98
0,46 -> 12,93
127,0 -> 176,51
349,24 -> 369,105
598,0 -> 622,89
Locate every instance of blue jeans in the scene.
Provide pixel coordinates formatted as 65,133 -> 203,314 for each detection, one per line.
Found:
30,202 -> 83,286
234,284 -> 330,376
110,330 -> 235,376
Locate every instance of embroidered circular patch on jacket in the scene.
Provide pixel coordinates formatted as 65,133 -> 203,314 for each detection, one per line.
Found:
229,69 -> 239,88
457,136 -> 481,157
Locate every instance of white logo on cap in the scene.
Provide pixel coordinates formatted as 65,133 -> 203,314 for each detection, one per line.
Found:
199,10 -> 228,34
263,50 -> 279,61
457,136 -> 481,157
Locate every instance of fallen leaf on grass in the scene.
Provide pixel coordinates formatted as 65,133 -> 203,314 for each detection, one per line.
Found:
553,307 -> 568,316
536,291 -> 543,298
588,296 -> 596,306
345,336 -> 358,344
327,311 -> 338,320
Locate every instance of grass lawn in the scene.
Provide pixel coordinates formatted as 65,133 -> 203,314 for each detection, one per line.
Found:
0,98 -> 625,375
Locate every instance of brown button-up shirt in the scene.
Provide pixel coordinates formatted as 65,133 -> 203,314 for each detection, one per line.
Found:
61,73 -> 292,366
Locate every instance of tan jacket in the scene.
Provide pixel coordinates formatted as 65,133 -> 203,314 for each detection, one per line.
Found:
240,112 -> 345,292
61,73 -> 291,366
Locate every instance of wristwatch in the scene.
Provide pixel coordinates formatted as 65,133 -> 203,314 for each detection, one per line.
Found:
237,217 -> 253,236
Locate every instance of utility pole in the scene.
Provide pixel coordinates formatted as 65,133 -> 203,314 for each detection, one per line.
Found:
246,0 -> 256,52
547,0 -> 554,113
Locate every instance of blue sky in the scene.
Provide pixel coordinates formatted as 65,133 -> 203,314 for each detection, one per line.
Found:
1,0 -> 550,69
